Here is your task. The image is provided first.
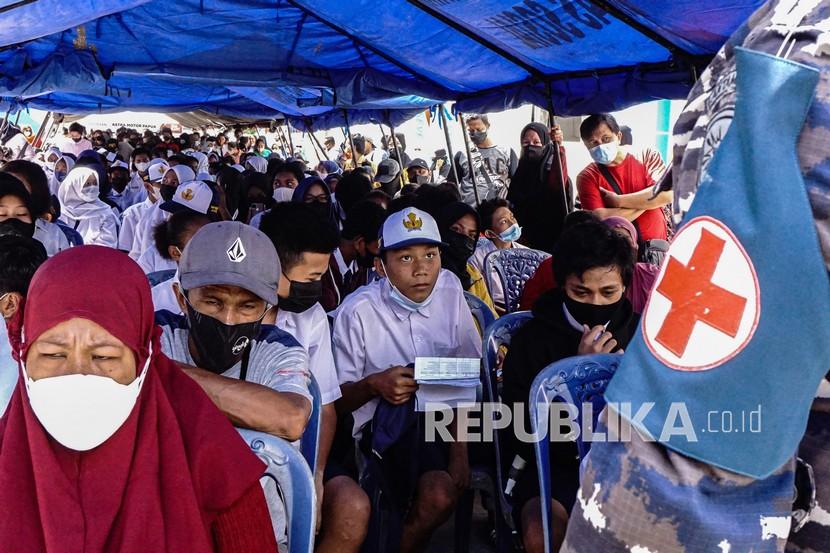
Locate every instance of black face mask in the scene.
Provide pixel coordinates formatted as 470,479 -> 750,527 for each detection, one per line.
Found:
0,218 -> 35,239
160,184 -> 176,202
563,294 -> 625,329
445,230 -> 477,263
111,177 -> 129,193
279,279 -> 323,313
185,302 -> 263,374
523,145 -> 545,161
469,130 -> 487,145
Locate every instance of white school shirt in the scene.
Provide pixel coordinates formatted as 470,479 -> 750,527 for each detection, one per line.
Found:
119,197 -> 154,256
130,202 -> 167,259
33,218 -> 71,257
332,269 -> 482,437
137,245 -> 176,275
60,210 -> 119,248
151,273 -> 181,314
276,304 -> 341,405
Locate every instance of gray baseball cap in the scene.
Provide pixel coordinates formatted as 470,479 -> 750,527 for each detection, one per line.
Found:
179,221 -> 280,305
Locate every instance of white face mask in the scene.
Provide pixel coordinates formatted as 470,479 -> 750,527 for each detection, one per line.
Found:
134,161 -> 150,173
273,186 -> 295,203
22,344 -> 151,451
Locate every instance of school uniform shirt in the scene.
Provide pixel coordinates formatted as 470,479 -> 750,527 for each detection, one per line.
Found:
33,218 -> 71,257
130,202 -> 167,259
151,273 -> 181,314
59,211 -> 119,248
156,311 -> 312,404
332,269 -> 482,437
137,246 -> 176,275
469,238 -> 528,307
119,197 -> 154,256
0,322 -> 16,416
107,179 -> 147,213
275,304 -> 342,406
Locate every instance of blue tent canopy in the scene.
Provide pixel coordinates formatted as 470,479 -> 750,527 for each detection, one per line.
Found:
0,0 -> 765,125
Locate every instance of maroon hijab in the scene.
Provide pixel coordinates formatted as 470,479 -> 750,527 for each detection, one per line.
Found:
0,246 -> 265,552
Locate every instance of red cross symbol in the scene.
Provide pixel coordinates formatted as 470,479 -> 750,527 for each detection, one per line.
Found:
654,228 -> 748,358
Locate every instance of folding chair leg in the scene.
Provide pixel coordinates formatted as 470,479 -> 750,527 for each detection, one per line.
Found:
454,488 -> 474,553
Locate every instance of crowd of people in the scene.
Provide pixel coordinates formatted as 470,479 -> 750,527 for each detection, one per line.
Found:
0,111 -> 676,553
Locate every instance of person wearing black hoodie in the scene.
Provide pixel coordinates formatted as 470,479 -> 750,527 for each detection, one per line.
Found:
501,221 -> 638,553
506,123 -> 572,253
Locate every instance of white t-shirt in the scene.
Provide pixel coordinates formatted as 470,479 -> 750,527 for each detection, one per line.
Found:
151,273 -> 180,314
137,246 -> 176,275
275,304 -> 341,405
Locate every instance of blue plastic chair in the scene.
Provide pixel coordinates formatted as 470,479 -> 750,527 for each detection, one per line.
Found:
300,373 -> 322,474
147,269 -> 176,287
528,354 -> 621,553
484,248 -> 550,313
464,291 -> 497,335
237,428 -> 317,553
481,311 -> 533,550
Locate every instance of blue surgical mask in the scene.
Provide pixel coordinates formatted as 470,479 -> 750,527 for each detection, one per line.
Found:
382,260 -> 436,313
499,223 -> 522,243
589,141 -> 619,165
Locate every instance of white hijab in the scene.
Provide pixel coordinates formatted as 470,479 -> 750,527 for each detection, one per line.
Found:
57,166 -> 112,220
190,151 -> 210,175
245,156 -> 267,174
48,155 -> 76,196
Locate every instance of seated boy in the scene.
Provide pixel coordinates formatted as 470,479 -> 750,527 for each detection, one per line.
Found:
333,207 -> 482,553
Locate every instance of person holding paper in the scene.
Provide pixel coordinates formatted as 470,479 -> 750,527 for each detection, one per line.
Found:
333,207 -> 481,553
501,221 -> 638,553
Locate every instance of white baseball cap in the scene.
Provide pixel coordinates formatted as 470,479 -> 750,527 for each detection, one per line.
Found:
148,161 -> 169,183
380,207 -> 445,251
110,160 -> 129,171
160,180 -> 220,219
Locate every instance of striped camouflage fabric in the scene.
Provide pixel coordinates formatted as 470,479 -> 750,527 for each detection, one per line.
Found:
561,0 -> 830,549
561,409 -> 796,553
671,0 -> 830,272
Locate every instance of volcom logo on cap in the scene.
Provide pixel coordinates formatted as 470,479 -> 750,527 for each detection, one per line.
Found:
232,336 -> 250,356
227,237 -> 247,263
642,216 -> 760,372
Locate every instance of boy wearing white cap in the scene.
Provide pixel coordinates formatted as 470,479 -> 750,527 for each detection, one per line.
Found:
332,207 -> 481,553
107,159 -> 147,212
120,158 -> 167,257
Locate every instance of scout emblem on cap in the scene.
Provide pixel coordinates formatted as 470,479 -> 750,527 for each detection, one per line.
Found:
403,212 -> 423,232
227,237 -> 247,263
181,188 -> 194,201
642,216 -> 760,371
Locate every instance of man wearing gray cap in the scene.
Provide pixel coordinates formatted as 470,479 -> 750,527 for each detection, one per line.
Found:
155,221 -> 311,441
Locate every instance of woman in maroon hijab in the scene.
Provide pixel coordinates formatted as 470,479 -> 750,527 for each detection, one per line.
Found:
0,245 -> 277,552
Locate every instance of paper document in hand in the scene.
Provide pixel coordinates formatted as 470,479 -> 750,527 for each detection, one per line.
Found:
414,357 -> 481,382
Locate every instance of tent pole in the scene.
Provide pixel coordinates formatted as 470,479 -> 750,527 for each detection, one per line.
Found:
285,119 -> 296,159
30,111 -> 51,152
305,129 -> 323,164
387,111 -> 405,189
307,120 -> 329,161
343,110 -> 359,170
546,81 -> 570,216
457,112 -> 480,206
438,104 -> 460,187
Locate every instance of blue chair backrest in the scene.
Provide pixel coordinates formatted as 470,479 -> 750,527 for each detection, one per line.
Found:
481,311 -> 533,530
147,269 -> 176,287
464,291 -> 496,334
484,248 -> 550,313
237,429 -> 316,553
300,373 -> 322,473
528,354 -> 621,553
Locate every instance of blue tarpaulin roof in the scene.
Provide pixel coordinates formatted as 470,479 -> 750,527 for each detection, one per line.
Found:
0,0 -> 765,125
